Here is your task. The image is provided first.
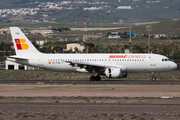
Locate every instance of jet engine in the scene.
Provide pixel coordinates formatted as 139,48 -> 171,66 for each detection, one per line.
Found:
105,68 -> 128,78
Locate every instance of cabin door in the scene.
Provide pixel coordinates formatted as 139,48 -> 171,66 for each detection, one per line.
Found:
150,56 -> 156,66
38,55 -> 43,68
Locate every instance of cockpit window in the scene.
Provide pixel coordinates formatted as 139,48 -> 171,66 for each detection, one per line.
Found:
166,59 -> 170,61
162,58 -> 171,62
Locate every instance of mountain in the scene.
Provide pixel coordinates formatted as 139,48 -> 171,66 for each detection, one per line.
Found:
0,0 -> 180,23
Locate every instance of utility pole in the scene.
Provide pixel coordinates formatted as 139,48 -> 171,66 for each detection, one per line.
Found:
4,40 -> 5,57
146,25 -> 152,53
129,24 -> 131,43
83,19 -> 87,42
129,24 -> 133,53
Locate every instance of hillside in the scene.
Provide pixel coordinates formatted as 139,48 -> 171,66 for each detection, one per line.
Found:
0,0 -> 180,23
128,20 -> 180,36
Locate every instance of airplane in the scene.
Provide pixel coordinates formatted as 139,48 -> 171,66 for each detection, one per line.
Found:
7,27 -> 177,81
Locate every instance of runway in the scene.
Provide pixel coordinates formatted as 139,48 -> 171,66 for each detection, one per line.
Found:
0,101 -> 180,120
0,80 -> 179,119
0,102 -> 180,106
0,80 -> 180,84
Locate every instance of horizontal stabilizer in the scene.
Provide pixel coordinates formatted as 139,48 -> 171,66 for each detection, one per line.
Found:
7,55 -> 28,60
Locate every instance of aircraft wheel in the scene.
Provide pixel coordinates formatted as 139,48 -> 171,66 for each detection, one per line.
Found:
95,75 -> 101,81
152,77 -> 156,81
90,76 -> 96,81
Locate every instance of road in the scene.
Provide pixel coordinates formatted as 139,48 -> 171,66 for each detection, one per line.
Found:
0,80 -> 180,119
0,102 -> 179,106
70,27 -> 126,31
0,101 -> 180,120
0,80 -> 180,84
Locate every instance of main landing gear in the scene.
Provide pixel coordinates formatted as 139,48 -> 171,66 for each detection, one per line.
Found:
151,72 -> 156,81
90,75 -> 101,81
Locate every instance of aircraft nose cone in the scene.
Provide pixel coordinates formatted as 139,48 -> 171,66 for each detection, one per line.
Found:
172,62 -> 178,70
175,63 -> 178,69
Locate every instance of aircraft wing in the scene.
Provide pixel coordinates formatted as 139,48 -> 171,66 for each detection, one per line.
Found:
66,60 -> 120,68
66,61 -> 117,73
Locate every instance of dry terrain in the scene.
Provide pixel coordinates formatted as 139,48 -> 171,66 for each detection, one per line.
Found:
0,70 -> 179,80
0,84 -> 180,120
0,84 -> 180,98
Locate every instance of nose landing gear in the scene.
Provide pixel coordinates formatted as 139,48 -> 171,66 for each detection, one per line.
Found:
151,72 -> 156,81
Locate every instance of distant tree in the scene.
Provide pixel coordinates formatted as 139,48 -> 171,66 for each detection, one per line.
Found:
124,45 -> 130,49
82,49 -> 86,53
52,28 -> 70,32
173,51 -> 180,62
163,46 -> 170,56
74,47 -> 79,53
53,45 -> 61,53
32,41 -> 39,49
39,47 -> 46,53
106,32 -> 111,37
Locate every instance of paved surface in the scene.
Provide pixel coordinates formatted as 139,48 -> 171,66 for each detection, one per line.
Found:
0,102 -> 180,120
0,102 -> 180,106
70,27 -> 126,31
0,80 -> 180,84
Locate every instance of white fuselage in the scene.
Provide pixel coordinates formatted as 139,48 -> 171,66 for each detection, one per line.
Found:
8,27 -> 178,80
14,53 -> 177,74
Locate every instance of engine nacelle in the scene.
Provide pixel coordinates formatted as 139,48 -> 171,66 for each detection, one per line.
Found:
105,68 -> 128,78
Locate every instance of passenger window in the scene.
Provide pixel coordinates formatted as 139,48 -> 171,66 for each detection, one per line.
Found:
162,59 -> 164,61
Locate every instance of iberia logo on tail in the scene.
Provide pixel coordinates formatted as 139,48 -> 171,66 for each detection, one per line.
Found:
15,39 -> 29,50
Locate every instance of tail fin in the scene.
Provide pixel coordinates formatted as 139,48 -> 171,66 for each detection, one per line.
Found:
10,27 -> 41,56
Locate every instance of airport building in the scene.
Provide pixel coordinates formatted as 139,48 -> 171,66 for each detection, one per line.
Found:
64,43 -> 85,52
5,60 -> 35,70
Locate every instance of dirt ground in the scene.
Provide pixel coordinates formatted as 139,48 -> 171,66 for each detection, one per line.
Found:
0,84 -> 180,120
0,104 -> 180,120
0,84 -> 180,97
0,70 -> 180,80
